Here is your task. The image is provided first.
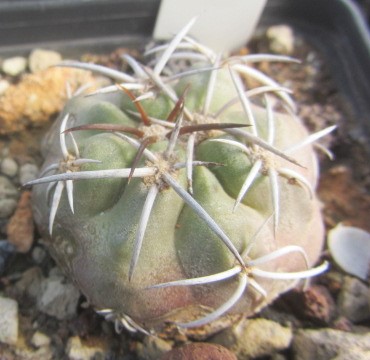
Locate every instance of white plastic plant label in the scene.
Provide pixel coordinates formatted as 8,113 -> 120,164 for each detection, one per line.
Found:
153,0 -> 267,53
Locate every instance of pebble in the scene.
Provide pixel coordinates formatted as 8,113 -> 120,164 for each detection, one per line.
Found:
19,163 -> 39,185
161,343 -> 237,360
31,331 -> 51,348
0,156 -> 18,177
266,24 -> 295,55
137,336 -> 173,360
211,318 -> 292,359
0,296 -> 19,345
2,56 -> 27,76
7,191 -> 35,253
292,328 -> 370,360
0,79 -> 10,95
15,266 -> 44,300
276,285 -> 336,325
29,49 -> 62,73
0,239 -> 15,274
0,175 -> 19,218
32,245 -> 47,264
66,336 -> 108,360
37,271 -> 81,320
337,276 -> 370,323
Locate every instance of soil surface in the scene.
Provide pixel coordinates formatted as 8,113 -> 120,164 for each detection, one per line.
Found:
0,26 -> 369,360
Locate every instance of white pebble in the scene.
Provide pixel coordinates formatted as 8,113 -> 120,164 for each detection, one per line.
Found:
0,296 -> 18,345
266,25 -> 295,55
29,49 -> 62,73
2,56 -> 27,76
31,331 -> 51,348
328,224 -> 370,281
0,79 -> 10,95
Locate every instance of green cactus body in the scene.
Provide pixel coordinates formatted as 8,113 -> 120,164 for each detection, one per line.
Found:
30,25 -> 331,334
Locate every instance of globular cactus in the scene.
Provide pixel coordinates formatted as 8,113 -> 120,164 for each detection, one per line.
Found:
27,20 -> 334,335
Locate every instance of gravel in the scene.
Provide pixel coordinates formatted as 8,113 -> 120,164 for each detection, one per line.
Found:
0,296 -> 19,345
0,175 -> 19,218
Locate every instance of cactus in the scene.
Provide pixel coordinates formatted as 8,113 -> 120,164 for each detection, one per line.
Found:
27,21 -> 334,335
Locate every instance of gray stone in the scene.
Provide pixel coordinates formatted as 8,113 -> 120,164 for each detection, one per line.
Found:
0,296 -> 18,345
66,336 -> 107,360
19,163 -> 39,185
32,245 -> 47,264
337,276 -> 370,323
29,49 -> 62,73
211,318 -> 292,359
266,25 -> 295,55
1,157 -> 18,177
2,56 -> 27,76
292,328 -> 370,360
0,175 -> 19,217
37,274 -> 80,320
15,266 -> 44,299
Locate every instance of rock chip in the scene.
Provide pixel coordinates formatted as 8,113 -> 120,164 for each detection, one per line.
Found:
1,157 -> 18,177
275,285 -> 336,325
15,266 -> 44,300
29,49 -> 62,73
292,328 -> 370,360
266,25 -> 295,55
37,270 -> 81,320
161,342 -> 237,360
0,296 -> 18,345
0,79 -> 10,95
0,175 -> 19,218
211,318 -> 292,359
7,191 -> 35,253
66,336 -> 108,360
337,276 -> 370,323
137,336 -> 173,360
2,56 -> 27,76
0,240 -> 15,274
31,331 -> 51,348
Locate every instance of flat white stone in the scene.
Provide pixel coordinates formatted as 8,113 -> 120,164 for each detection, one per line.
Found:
0,296 -> 18,345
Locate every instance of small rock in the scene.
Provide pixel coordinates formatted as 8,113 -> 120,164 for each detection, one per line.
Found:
292,328 -> 370,360
337,276 -> 370,323
161,343 -> 237,360
37,273 -> 81,320
29,49 -> 62,73
19,163 -> 39,184
0,175 -> 19,218
0,240 -> 15,274
0,296 -> 18,345
0,79 -> 10,95
266,25 -> 295,55
15,266 -> 44,299
7,191 -> 35,253
32,245 -> 47,264
66,336 -> 108,360
31,331 -> 51,348
275,285 -> 336,325
137,336 -> 173,360
211,318 -> 292,359
1,157 -> 18,177
2,56 -> 27,76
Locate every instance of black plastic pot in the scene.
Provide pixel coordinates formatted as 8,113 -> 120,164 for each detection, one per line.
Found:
0,0 -> 369,146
